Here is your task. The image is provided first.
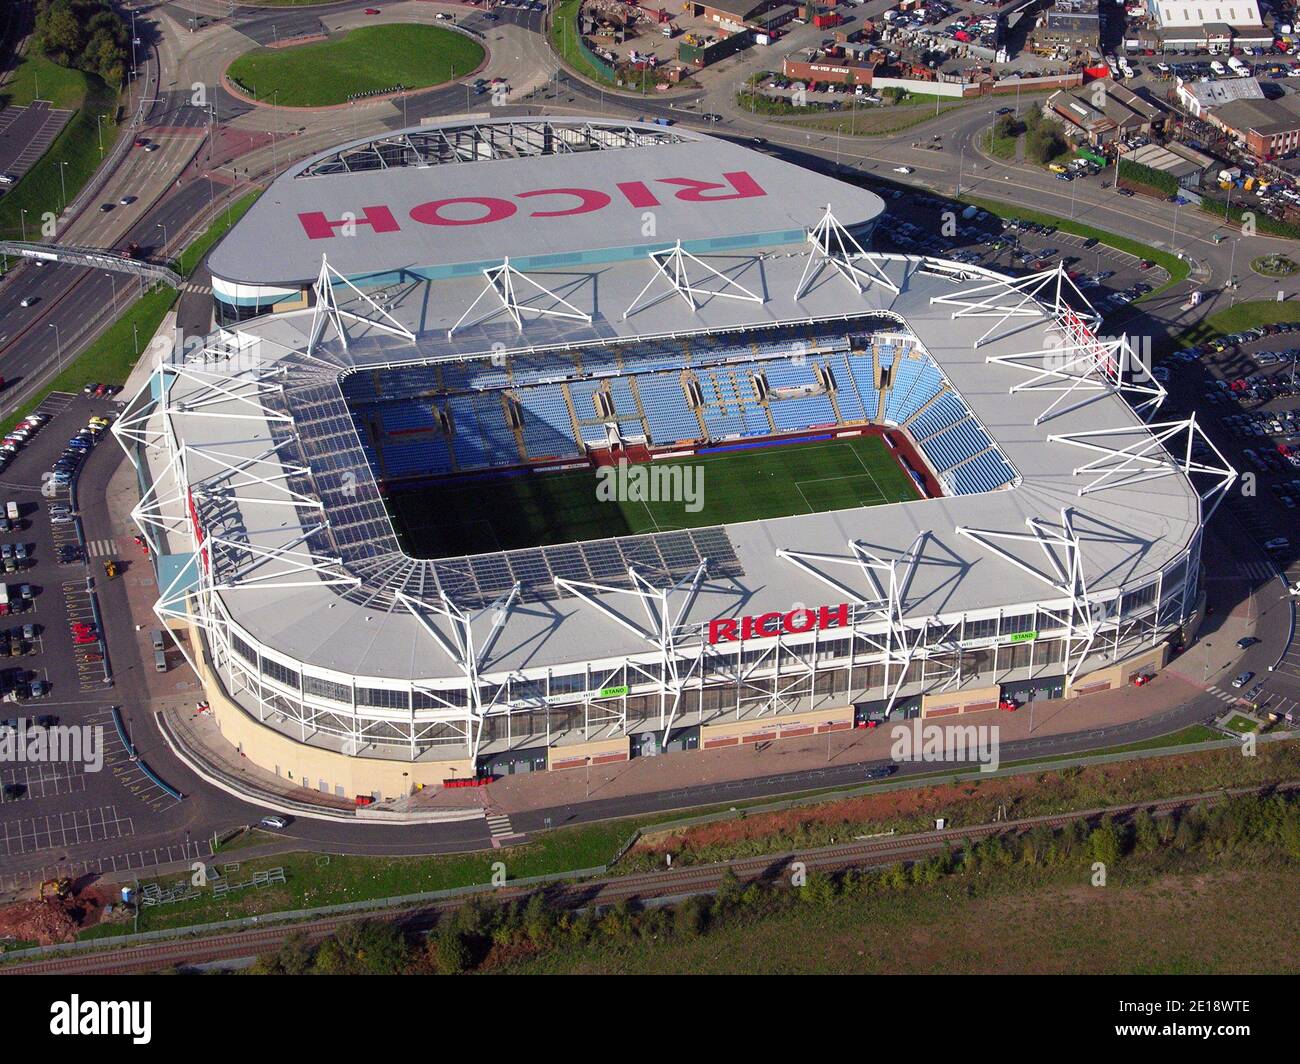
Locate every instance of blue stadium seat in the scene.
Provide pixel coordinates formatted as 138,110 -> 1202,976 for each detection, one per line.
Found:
907,390 -> 969,441
917,417 -> 993,472
636,374 -> 701,444
885,357 -> 943,424
948,450 -> 1016,494
516,384 -> 579,460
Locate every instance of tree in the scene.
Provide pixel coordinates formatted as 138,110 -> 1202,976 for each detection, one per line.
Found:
1088,820 -> 1121,867
1026,123 -> 1067,166
432,927 -> 472,974
1132,809 -> 1159,855
38,5 -> 83,60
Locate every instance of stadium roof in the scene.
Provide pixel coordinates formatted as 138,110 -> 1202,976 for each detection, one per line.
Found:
206,118 -> 886,288
135,243 -> 1212,685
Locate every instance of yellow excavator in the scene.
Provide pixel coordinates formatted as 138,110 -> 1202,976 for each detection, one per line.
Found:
39,877 -> 70,901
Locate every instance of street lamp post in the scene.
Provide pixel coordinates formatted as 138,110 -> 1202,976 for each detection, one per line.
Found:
48,323 -> 63,374
157,222 -> 168,255
19,209 -> 26,242
58,162 -> 67,211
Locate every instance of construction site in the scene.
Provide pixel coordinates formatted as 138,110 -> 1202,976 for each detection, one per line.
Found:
0,877 -> 128,948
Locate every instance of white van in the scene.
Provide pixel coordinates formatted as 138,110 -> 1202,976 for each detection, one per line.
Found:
1211,60 -> 1228,76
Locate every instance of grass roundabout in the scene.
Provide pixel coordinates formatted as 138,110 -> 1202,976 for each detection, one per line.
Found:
1250,254 -> 1299,278
226,24 -> 485,107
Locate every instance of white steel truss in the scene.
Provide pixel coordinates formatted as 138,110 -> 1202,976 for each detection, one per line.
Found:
448,257 -> 593,338
623,239 -> 765,319
929,262 -> 1100,348
985,328 -> 1166,425
956,507 -> 1113,685
1046,415 -> 1237,519
777,534 -> 938,713
308,254 -> 416,355
555,561 -> 708,743
795,204 -> 900,300
396,585 -> 520,760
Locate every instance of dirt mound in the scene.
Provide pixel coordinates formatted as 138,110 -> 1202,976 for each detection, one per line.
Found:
0,899 -> 79,946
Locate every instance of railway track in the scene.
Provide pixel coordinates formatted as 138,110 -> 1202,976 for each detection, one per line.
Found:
5,782 -> 1292,974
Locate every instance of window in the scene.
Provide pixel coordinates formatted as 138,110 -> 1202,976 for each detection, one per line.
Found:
261,657 -> 300,690
304,675 -> 351,703
414,687 -> 467,709
999,612 -> 1036,636
511,677 -> 546,701
356,687 -> 410,710
230,632 -> 257,665
549,671 -> 586,696
1121,582 -> 1158,616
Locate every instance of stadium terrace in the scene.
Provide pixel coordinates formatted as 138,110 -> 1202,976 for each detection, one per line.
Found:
115,117 -> 1232,797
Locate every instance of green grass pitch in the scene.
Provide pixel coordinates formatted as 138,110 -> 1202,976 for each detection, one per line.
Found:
388,435 -> 920,559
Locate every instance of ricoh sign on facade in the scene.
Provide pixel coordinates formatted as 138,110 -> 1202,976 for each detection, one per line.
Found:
707,604 -> 851,645
296,171 -> 769,238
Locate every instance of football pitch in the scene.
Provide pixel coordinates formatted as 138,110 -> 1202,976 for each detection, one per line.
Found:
388,435 -> 920,559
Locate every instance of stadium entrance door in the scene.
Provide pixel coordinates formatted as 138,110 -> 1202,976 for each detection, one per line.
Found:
631,727 -> 700,757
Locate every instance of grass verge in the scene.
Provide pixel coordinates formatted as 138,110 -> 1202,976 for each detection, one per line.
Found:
1169,299 -> 1300,348
550,0 -> 618,88
0,51 -> 92,110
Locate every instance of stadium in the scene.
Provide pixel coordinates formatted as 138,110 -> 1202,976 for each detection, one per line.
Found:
115,117 -> 1236,798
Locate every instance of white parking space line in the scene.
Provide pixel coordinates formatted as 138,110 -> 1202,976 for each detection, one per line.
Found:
0,804 -> 133,856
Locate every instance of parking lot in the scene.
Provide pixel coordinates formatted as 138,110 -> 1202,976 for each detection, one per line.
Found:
0,101 -> 74,185
0,386 -> 209,893
874,189 -> 1168,313
1151,322 -> 1300,708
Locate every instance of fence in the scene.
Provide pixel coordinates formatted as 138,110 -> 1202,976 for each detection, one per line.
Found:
0,864 -> 609,964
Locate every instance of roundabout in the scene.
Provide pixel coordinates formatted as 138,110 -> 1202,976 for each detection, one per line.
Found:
1251,254 -> 1299,278
225,23 -> 486,108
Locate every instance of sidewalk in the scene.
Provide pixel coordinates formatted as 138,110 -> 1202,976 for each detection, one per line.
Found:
480,664 -> 1218,817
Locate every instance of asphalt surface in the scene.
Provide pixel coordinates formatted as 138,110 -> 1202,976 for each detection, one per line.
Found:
0,101 -> 72,182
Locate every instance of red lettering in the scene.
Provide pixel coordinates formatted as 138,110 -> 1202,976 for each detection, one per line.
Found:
409,197 -> 517,226
516,187 -> 612,218
616,181 -> 661,208
298,205 -> 400,240
708,618 -> 739,644
782,608 -> 816,635
710,603 -> 850,643
657,171 -> 766,203
818,603 -> 850,630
